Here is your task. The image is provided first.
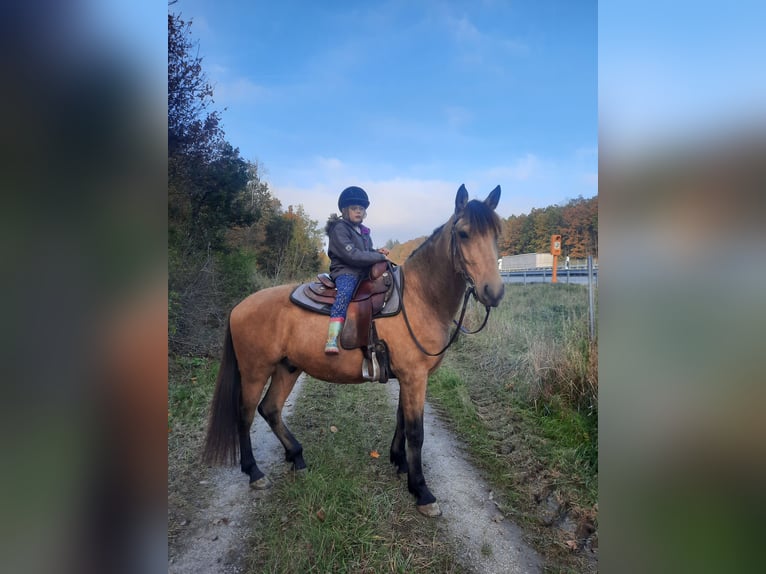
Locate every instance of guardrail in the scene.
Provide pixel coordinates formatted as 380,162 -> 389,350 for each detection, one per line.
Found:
500,267 -> 598,286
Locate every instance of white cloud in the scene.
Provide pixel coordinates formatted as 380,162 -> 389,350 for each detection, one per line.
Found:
270,161 -> 463,243
443,105 -> 473,130
483,154 -> 542,181
267,152 -> 593,243
214,77 -> 267,104
316,156 -> 345,171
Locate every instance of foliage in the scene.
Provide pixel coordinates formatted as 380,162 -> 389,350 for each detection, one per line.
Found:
500,195 -> 597,258
168,9 -> 323,354
387,235 -> 427,265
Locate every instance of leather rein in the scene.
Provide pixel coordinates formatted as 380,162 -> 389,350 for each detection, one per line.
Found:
393,220 -> 492,357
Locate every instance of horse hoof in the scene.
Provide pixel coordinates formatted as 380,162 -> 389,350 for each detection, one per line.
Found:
417,502 -> 442,517
249,476 -> 271,490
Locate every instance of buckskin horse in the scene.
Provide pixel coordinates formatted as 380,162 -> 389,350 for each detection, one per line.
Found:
202,184 -> 504,516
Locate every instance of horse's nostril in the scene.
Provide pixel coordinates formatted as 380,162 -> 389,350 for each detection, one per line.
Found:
483,283 -> 504,306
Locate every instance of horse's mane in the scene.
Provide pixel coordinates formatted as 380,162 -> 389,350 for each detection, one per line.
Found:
407,199 -> 501,261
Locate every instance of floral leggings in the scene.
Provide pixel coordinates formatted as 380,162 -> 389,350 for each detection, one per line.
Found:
330,274 -> 360,319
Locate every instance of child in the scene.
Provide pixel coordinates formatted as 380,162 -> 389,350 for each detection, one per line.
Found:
324,186 -> 389,354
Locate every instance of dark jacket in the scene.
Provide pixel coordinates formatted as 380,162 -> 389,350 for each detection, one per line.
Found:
325,214 -> 386,280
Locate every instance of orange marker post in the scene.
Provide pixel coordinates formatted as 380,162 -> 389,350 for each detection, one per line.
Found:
550,234 -> 562,284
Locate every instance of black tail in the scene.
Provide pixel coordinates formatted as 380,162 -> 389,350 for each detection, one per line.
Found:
202,322 -> 241,466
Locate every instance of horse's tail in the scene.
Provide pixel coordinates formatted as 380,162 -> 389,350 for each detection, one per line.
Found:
202,321 -> 241,466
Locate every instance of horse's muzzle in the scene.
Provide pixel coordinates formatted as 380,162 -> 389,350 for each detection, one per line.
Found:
480,283 -> 504,307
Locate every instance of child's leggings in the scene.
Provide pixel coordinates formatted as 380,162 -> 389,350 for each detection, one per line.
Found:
330,274 -> 359,319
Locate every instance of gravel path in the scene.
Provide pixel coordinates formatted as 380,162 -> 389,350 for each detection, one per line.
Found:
386,381 -> 542,573
169,376 -> 306,574
169,375 -> 541,573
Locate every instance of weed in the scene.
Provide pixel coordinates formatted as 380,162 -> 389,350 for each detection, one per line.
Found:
428,284 -> 598,572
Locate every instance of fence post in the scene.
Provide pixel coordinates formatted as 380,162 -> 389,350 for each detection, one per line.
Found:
587,255 -> 595,340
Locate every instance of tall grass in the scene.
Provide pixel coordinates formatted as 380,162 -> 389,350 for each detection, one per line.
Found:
457,284 -> 597,414
428,283 -> 598,572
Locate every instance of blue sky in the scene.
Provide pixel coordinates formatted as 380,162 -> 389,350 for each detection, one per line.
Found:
173,0 -> 597,243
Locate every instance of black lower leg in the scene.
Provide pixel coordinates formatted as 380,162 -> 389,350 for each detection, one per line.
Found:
405,415 -> 435,506
238,425 -> 264,482
389,402 -> 408,474
258,403 -> 306,470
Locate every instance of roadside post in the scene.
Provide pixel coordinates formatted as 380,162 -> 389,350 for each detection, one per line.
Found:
550,234 -> 562,284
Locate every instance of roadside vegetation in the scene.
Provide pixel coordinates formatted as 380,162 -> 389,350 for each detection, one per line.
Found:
428,283 -> 598,572
168,283 -> 598,573
168,356 -> 219,553
243,381 -> 462,573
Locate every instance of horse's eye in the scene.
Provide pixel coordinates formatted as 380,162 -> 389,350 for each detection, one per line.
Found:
458,230 -> 469,239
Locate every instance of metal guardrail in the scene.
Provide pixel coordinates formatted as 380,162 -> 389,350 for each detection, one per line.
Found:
499,264 -> 598,272
500,267 -> 598,285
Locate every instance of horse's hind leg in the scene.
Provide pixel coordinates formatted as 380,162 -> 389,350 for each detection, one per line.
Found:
258,363 -> 306,471
239,367 -> 273,489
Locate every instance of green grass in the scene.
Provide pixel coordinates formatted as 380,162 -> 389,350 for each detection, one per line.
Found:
168,356 -> 218,435
168,283 -> 598,572
427,284 -> 598,572
245,381 -> 463,574
168,355 -> 220,550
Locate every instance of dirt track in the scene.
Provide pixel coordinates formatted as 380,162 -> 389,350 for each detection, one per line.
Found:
169,375 -> 542,573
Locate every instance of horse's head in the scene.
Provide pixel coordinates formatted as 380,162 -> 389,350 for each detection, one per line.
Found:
451,184 -> 505,307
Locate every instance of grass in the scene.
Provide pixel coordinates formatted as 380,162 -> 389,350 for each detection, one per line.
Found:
167,355 -> 219,550
245,381 -> 462,574
427,283 -> 598,572
167,283 -> 598,572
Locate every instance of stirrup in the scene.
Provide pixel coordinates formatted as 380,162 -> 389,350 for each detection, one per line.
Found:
362,351 -> 380,382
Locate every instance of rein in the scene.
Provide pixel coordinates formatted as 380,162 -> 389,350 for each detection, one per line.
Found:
392,221 -> 492,357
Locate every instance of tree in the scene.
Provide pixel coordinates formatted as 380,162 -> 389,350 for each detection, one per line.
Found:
562,196 -> 598,257
168,10 -> 221,160
168,11 -> 253,253
257,205 -> 322,281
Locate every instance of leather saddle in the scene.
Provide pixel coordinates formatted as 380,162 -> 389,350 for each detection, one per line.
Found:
290,261 -> 401,350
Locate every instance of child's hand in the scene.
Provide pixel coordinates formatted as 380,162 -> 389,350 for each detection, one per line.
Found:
377,248 -> 390,256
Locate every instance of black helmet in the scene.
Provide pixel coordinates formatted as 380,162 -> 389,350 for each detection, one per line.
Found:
338,186 -> 370,210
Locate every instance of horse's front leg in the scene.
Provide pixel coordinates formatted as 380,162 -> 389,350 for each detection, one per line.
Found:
398,377 -> 442,517
389,400 -> 408,474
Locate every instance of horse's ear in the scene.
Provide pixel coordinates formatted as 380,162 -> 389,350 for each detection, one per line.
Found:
484,185 -> 501,211
455,184 -> 468,215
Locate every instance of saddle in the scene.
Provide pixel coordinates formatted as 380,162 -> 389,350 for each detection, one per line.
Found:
289,261 -> 402,382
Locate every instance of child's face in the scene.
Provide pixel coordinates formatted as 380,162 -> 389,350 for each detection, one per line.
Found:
345,205 -> 366,224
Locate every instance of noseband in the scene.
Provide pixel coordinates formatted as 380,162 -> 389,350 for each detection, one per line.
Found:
395,217 -> 492,357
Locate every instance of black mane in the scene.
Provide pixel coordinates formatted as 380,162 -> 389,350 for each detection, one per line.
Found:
407,199 -> 500,261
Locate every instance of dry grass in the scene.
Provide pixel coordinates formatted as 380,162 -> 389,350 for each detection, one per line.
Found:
428,283 -> 598,573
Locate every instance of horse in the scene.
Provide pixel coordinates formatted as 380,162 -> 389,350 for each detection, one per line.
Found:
202,184 -> 504,517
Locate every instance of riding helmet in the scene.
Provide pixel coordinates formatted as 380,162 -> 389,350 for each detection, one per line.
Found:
338,186 -> 370,210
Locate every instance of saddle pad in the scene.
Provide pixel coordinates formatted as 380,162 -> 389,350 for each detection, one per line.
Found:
289,266 -> 402,317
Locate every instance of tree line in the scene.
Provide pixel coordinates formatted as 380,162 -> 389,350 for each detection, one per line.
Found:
168,9 -> 323,354
384,194 -> 598,265
500,195 -> 598,258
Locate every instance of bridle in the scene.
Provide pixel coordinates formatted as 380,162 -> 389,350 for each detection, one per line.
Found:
393,218 -> 492,357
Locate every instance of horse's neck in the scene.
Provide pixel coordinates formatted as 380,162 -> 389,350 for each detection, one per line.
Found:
402,227 -> 465,324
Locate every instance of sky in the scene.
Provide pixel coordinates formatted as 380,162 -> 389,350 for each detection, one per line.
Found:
172,0 -> 598,244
